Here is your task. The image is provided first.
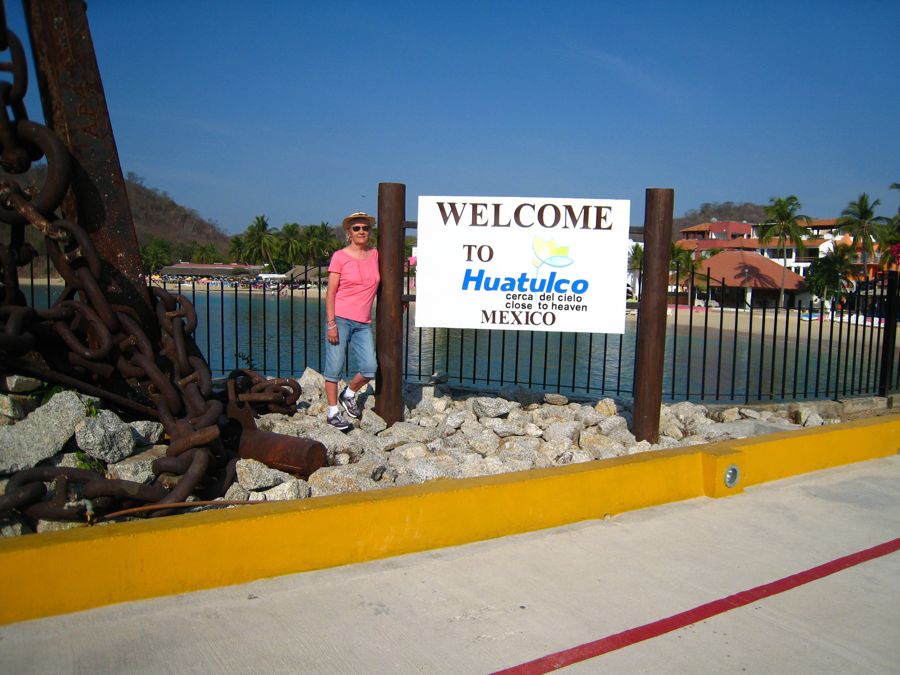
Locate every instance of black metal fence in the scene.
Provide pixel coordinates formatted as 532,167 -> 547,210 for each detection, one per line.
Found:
17,260 -> 900,404
663,267 -> 899,403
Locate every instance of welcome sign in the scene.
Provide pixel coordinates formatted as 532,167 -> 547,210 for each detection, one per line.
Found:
414,196 -> 630,334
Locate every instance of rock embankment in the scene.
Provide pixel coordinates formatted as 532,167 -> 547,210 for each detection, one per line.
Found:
0,368 -> 844,537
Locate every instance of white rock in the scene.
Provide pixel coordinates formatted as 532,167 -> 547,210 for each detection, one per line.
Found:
129,420 -> 165,446
75,409 -> 136,463
608,428 -> 637,446
379,421 -> 439,443
416,415 -> 440,428
594,398 -> 618,416
0,394 -> 29,420
578,427 -> 627,459
297,367 -> 326,398
2,375 -> 43,393
573,405 -> 605,427
1,514 -> 33,537
524,422 -> 544,437
262,479 -> 309,500
598,415 -> 628,435
716,407 -> 741,423
468,432 -> 500,457
542,420 -> 582,444
391,442 -> 429,462
359,410 -> 388,434
669,401 -> 708,422
470,397 -> 514,419
0,391 -> 87,473
41,452 -> 82,469
658,414 -> 683,440
569,450 -> 593,464
224,482 -> 250,501
397,455 -> 462,483
497,437 -> 547,471
36,520 -> 85,533
530,405 -> 576,429
107,445 -> 167,483
308,465 -> 381,496
628,440 -> 653,455
685,415 -> 713,436
481,417 -> 526,437
445,410 -> 475,429
236,459 -> 292,490
802,412 -> 824,427
499,435 -> 542,453
540,437 -> 574,463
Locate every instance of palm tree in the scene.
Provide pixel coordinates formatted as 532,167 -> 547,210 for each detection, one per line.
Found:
837,193 -> 890,278
669,242 -> 696,283
279,222 -> 305,267
874,224 -> 900,269
228,235 -> 245,263
141,238 -> 172,274
242,215 -> 282,272
758,195 -> 811,308
627,243 -> 643,298
307,222 -> 341,265
807,242 -> 854,306
193,243 -> 219,264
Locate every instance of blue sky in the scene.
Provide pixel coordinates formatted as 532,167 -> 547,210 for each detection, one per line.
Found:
7,1 -> 900,235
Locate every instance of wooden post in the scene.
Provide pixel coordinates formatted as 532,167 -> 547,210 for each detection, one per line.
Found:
375,182 -> 406,425
633,188 -> 674,443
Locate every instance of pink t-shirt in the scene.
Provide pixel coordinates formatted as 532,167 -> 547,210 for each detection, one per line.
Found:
329,248 -> 380,323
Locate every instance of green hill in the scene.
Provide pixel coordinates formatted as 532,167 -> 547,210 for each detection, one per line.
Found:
1,166 -> 229,275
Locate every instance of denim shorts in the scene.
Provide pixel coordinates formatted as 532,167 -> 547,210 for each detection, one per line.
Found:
323,317 -> 377,382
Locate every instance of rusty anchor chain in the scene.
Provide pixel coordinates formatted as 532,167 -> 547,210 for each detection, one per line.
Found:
0,14 -> 326,525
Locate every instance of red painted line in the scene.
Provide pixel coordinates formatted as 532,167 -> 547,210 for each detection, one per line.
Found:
494,537 -> 900,674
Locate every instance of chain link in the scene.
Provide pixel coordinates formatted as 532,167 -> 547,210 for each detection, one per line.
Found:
0,22 -> 309,525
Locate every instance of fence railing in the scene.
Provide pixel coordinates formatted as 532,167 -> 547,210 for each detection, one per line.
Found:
17,261 -> 900,404
664,267 -> 899,403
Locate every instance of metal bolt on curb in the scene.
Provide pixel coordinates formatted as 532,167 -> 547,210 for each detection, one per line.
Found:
723,464 -> 740,488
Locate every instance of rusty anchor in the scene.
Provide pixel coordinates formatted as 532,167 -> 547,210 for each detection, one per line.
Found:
226,378 -> 327,478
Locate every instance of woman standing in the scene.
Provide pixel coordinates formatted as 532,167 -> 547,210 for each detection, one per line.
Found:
323,212 -> 379,430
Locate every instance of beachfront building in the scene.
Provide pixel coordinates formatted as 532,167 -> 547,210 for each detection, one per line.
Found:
676,219 -> 857,278
157,262 -> 260,280
679,220 -> 753,241
698,250 -> 811,309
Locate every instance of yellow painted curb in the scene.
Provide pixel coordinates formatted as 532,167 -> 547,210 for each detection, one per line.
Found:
1,414 -> 897,625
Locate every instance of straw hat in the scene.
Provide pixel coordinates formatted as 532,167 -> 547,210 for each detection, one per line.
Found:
342,211 -> 376,230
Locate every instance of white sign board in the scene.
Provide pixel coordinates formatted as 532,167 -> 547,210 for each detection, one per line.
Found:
414,196 -> 630,334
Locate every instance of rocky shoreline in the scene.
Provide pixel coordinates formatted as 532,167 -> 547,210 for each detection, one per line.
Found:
0,368 -> 869,538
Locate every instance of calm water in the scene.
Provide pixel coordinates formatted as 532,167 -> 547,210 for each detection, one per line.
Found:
19,282 -> 898,402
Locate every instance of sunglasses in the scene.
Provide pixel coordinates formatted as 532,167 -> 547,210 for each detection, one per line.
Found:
351,225 -> 371,232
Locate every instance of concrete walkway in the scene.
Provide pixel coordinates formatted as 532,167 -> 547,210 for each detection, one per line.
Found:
2,455 -> 898,674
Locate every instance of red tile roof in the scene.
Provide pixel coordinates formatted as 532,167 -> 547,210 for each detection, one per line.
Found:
680,221 -> 753,235
700,251 -> 806,290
